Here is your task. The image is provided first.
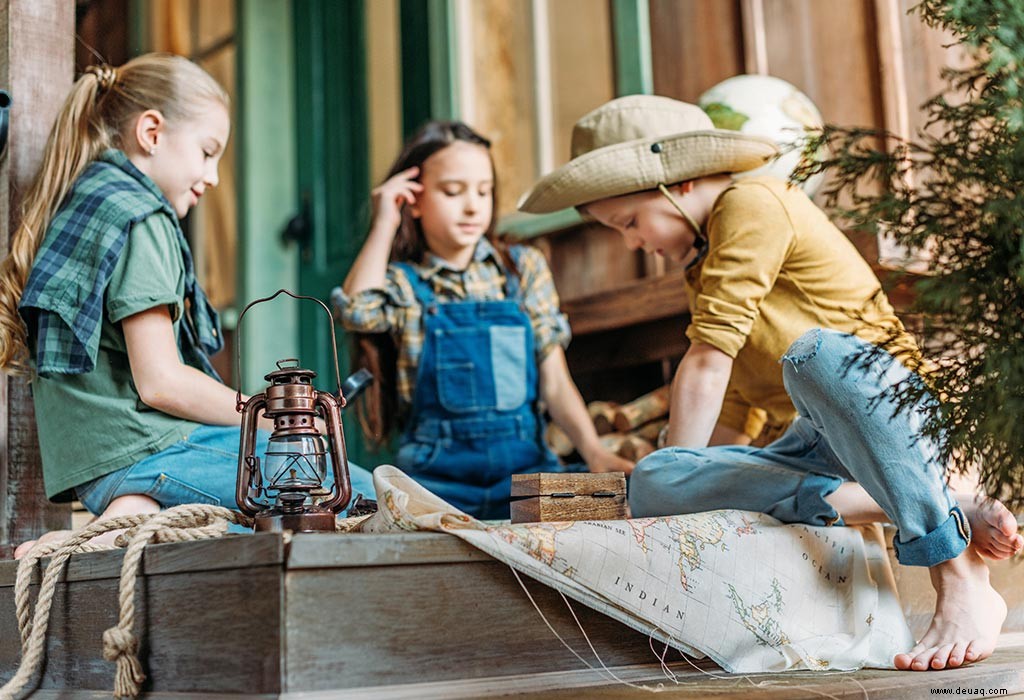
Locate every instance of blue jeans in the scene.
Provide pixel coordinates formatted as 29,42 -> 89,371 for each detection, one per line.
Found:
76,424 -> 377,518
629,328 -> 970,568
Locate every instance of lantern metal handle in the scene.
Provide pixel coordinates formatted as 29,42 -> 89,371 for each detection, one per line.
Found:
234,289 -> 343,408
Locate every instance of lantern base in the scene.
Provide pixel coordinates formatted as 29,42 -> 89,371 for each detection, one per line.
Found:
253,509 -> 337,533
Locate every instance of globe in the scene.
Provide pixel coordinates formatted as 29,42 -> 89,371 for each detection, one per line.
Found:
698,74 -> 825,196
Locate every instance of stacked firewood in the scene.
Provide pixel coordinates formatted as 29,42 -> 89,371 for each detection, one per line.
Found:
546,386 -> 669,463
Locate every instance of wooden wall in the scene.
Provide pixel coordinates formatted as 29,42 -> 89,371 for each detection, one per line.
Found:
544,0 -> 964,403
0,0 -> 74,557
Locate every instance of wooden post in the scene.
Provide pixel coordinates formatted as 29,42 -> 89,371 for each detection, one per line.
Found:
0,0 -> 74,557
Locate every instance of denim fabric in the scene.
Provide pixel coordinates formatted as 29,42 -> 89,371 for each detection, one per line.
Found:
393,257 -> 563,520
629,328 -> 969,568
76,424 -> 377,518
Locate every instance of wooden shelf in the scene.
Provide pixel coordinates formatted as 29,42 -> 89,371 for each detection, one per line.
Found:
561,268 -> 690,336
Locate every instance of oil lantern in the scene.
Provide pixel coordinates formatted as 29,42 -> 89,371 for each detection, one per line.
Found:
234,290 -> 352,532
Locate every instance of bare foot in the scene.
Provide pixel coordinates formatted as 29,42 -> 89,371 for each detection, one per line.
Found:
13,494 -> 160,559
14,528 -> 128,559
894,548 -> 1007,670
957,493 -> 1023,560
13,529 -> 74,559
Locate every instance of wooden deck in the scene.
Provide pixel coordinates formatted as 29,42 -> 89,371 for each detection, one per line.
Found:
1,529 -> 1022,699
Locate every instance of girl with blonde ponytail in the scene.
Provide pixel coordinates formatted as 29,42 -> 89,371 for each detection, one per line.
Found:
4,54 -> 373,557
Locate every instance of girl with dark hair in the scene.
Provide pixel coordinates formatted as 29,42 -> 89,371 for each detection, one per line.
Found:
335,121 -> 632,519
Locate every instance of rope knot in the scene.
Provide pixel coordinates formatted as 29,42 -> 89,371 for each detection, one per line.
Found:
102,626 -> 146,698
101,626 -> 138,660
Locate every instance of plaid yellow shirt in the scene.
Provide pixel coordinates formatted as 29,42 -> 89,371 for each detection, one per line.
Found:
333,239 -> 570,409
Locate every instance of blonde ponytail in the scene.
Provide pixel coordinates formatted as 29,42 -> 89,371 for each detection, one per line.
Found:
0,54 -> 229,373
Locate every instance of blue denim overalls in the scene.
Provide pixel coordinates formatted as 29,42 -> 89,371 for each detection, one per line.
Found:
393,257 -> 567,519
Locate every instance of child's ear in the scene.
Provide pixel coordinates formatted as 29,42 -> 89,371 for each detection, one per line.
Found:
675,181 -> 695,195
133,109 -> 166,156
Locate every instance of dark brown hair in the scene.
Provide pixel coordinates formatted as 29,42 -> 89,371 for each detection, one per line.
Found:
352,120 -> 519,448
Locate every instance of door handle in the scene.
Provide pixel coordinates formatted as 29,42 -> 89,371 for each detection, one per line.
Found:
281,195 -> 312,248
0,90 -> 11,161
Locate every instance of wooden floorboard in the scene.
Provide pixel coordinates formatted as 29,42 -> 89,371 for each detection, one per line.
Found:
300,635 -> 1024,700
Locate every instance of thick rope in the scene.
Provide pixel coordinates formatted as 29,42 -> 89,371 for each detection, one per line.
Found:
1,504 -> 253,700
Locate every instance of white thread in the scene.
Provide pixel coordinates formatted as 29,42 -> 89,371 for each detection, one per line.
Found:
674,644 -> 869,700
647,629 -> 680,684
512,565 -> 872,700
508,567 -> 663,692
557,589 -> 664,693
508,567 -> 597,671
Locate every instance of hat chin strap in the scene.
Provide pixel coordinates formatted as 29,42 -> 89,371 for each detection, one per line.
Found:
657,183 -> 708,269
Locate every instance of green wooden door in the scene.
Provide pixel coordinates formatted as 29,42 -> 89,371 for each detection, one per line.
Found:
292,0 -> 374,468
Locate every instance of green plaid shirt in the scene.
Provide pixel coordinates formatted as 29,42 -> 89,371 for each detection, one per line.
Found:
20,149 -> 222,378
333,239 -> 570,409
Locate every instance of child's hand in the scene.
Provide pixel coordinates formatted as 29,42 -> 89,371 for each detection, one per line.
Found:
371,166 -> 423,232
586,448 -> 635,476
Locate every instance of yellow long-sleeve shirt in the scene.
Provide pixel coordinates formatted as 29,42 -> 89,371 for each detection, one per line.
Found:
685,176 -> 921,436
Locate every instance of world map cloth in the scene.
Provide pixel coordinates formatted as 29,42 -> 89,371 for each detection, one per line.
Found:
360,465 -> 914,673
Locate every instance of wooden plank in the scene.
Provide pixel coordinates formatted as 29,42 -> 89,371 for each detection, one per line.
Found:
545,223 -> 646,300
562,267 -> 690,336
286,531 -> 492,569
549,0 -> 617,168
649,0 -> 745,101
279,639 -> 1024,699
0,565 -> 284,694
507,638 -> 1024,699
75,0 -> 131,70
283,560 -> 664,691
0,531 -> 285,586
740,0 -> 768,74
14,639 -> 1024,700
762,0 -> 884,129
3,692 -> 276,700
0,0 -> 75,558
279,659 -> 721,699
873,0 -> 911,143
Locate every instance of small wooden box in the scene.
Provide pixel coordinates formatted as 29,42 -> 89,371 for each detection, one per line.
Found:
509,472 -> 627,523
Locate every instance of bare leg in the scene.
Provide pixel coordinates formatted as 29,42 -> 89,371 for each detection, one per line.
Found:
13,494 -> 160,559
825,483 -> 1022,560
894,548 -> 1007,670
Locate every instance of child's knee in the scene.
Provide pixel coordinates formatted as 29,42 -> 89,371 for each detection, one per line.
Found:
780,328 -> 851,396
628,447 -> 707,517
781,328 -> 824,371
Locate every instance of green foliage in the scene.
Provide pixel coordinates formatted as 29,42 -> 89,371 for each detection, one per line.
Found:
793,0 -> 1024,504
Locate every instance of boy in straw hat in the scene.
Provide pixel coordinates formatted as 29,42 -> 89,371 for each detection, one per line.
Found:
519,95 -> 1021,671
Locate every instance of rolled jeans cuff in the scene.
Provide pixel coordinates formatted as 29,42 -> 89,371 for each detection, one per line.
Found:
796,473 -> 845,526
892,506 -> 971,567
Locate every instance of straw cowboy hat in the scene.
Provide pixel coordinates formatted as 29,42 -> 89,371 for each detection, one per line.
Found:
518,95 -> 779,214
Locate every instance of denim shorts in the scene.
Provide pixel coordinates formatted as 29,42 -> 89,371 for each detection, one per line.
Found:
76,424 -> 377,517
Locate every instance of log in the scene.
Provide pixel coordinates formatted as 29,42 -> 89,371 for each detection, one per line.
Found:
618,435 -> 656,462
587,401 -> 619,435
634,418 -> 668,443
544,423 -> 574,457
613,385 -> 670,432
598,433 -> 628,453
